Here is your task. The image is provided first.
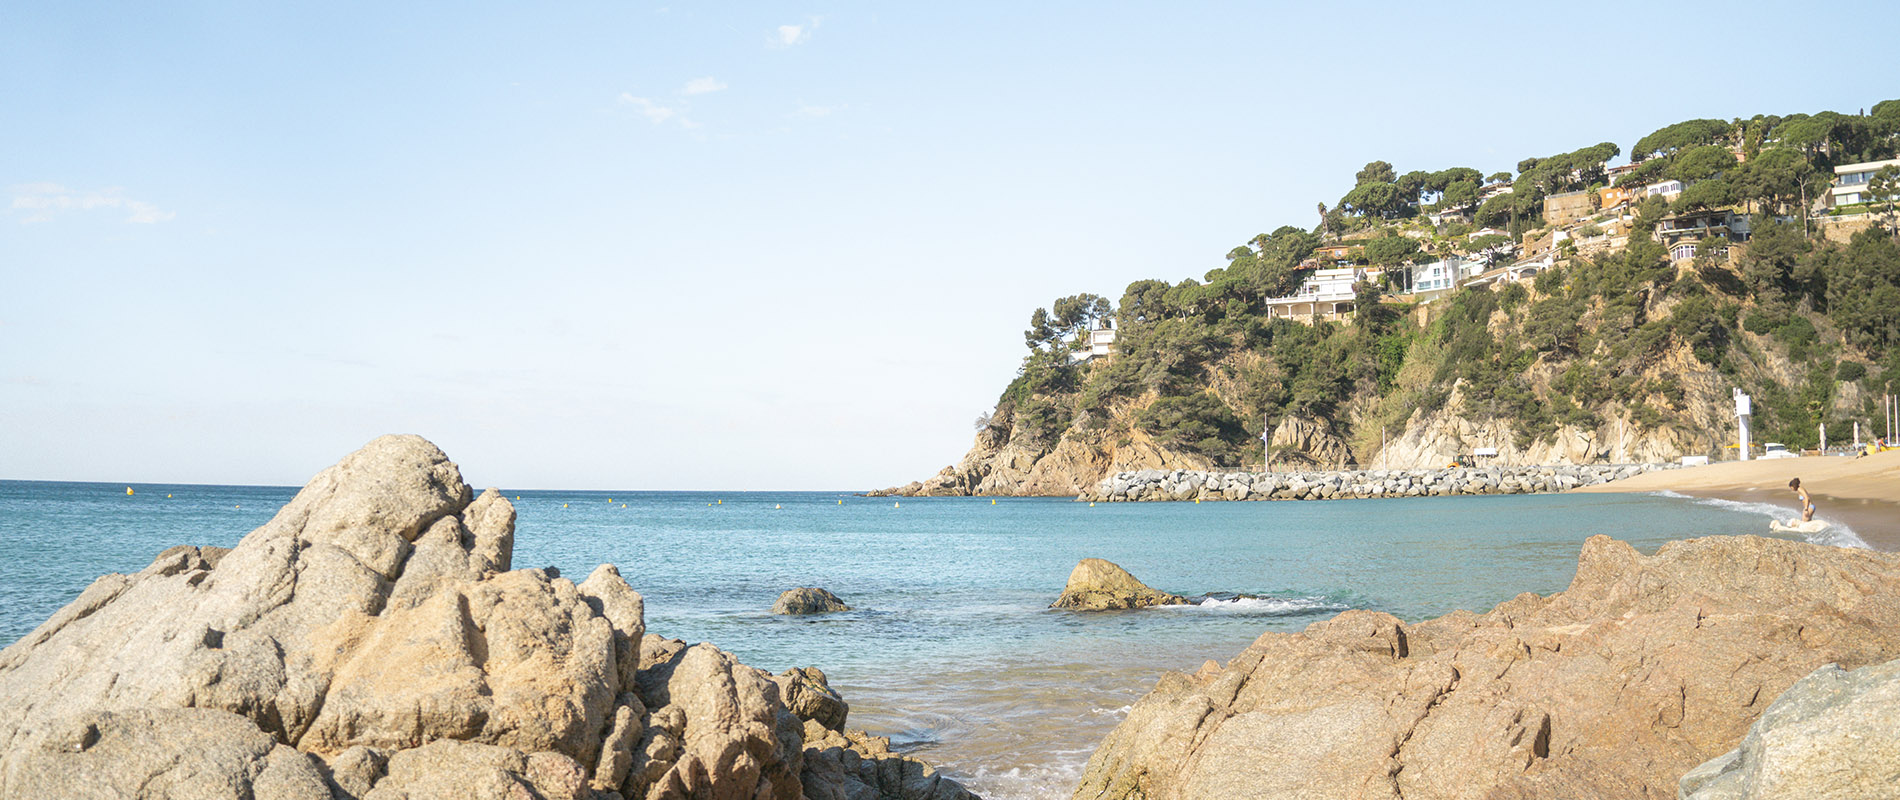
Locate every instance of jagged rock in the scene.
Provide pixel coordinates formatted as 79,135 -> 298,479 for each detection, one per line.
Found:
772,587 -> 852,615
1073,535 -> 1900,800
0,435 -> 978,800
1680,656 -> 1900,800
1050,559 -> 1189,611
777,667 -> 849,732
800,721 -> 982,800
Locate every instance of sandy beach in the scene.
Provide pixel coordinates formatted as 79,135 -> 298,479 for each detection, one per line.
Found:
1574,449 -> 1900,550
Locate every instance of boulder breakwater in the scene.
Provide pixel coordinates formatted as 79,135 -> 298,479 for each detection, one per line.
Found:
1079,463 -> 1678,502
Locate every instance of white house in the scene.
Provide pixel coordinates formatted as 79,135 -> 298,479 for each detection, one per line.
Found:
1403,256 -> 1471,295
1645,180 -> 1684,199
1263,267 -> 1365,321
1832,158 -> 1900,207
1087,327 -> 1116,358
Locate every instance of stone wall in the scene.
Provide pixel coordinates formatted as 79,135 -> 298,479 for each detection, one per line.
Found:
1079,463 -> 1674,502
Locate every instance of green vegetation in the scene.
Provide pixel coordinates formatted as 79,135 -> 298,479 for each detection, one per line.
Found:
992,99 -> 1900,460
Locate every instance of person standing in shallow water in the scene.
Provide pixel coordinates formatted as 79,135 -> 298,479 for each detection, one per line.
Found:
1789,478 -> 1816,523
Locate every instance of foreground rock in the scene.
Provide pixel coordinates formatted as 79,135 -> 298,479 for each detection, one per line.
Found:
1073,535 -> 1900,800
1680,655 -> 1900,799
1051,559 -> 1189,610
1080,463 -> 1676,502
773,587 -> 852,615
0,435 -> 978,800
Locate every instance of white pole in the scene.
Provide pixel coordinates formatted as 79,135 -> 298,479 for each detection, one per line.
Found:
1820,422 -> 1826,453
1855,421 -> 1861,448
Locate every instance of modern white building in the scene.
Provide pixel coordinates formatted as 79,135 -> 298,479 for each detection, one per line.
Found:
1832,158 -> 1900,207
1263,267 -> 1366,321
1405,256 -> 1473,294
1645,180 -> 1684,199
1086,327 -> 1116,358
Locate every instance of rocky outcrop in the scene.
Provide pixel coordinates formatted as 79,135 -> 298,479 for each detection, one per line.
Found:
772,587 -> 852,615
1050,559 -> 1189,611
1081,463 -> 1673,502
1267,414 -> 1353,469
0,435 -> 977,800
1680,656 -> 1900,800
1073,534 -> 1900,800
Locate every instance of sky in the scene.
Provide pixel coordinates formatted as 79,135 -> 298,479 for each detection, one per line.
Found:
4,1 -> 1897,490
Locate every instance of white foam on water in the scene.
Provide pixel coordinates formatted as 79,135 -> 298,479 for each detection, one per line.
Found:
1651,491 -> 1870,549
1173,595 -> 1349,614
963,751 -> 1095,800
1088,704 -> 1132,716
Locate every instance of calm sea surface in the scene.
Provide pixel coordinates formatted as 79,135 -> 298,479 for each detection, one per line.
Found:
0,481 -> 1853,799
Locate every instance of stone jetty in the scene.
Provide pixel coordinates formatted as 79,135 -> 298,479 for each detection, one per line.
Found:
1078,463 -> 1676,502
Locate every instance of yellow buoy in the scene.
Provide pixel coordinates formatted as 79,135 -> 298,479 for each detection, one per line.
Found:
991,499 -> 996,505
621,504 -> 626,509
776,504 -> 782,509
717,499 -> 722,505
837,499 -> 842,505
563,503 -> 568,508
166,494 -> 172,498
608,498 -> 612,503
235,505 -> 241,509
126,487 -> 134,495
894,502 -> 900,508
1089,501 -> 1095,507
1194,498 -> 1200,504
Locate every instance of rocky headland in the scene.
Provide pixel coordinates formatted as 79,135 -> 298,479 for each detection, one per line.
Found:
0,435 -> 977,800
1071,534 -> 1900,800
1077,462 -> 1674,502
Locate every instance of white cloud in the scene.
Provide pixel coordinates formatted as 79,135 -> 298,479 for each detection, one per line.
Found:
9,183 -> 175,224
618,93 -> 679,124
680,76 -> 727,96
774,18 -> 819,47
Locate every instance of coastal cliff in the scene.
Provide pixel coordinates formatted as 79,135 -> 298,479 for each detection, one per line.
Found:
876,103 -> 1900,498
0,436 -> 977,800
1069,534 -> 1900,800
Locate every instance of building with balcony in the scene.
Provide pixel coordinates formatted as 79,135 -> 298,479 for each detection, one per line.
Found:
1832,158 -> 1900,207
1656,209 -> 1749,262
1263,267 -> 1365,322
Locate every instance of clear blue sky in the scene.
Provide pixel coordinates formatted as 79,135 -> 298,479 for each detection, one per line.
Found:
4,1 -> 1896,489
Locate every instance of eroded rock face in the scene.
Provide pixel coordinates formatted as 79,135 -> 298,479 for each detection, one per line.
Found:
0,435 -> 980,800
1072,535 -> 1900,800
1680,656 -> 1900,800
1051,559 -> 1189,611
772,587 -> 852,615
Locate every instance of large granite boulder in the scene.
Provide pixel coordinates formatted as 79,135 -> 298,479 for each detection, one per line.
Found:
1680,656 -> 1900,799
1051,558 -> 1189,610
772,587 -> 852,615
1072,534 -> 1900,800
0,435 -> 979,800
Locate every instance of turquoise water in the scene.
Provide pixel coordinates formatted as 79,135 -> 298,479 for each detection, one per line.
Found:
0,481 -> 1832,799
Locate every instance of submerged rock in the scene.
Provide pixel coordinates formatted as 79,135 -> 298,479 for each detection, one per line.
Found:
773,586 -> 852,615
1680,655 -> 1900,800
0,435 -> 979,800
1072,534 -> 1900,800
1051,558 -> 1189,610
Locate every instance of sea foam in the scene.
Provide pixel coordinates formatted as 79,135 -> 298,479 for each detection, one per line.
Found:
1653,490 -> 1870,549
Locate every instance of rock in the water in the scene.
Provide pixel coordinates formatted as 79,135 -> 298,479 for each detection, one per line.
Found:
772,586 -> 852,614
1050,558 -> 1189,610
0,435 -> 979,800
1681,656 -> 1900,800
1073,534 -> 1900,800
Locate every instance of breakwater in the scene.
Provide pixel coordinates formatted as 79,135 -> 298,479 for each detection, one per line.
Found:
1080,463 -> 1678,502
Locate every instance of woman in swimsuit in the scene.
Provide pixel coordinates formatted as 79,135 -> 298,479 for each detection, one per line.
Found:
1789,478 -> 1815,523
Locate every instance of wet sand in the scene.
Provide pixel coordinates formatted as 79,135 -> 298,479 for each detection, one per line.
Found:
1574,449 -> 1900,550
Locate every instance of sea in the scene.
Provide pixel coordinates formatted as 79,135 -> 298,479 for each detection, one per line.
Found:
0,481 -> 1868,799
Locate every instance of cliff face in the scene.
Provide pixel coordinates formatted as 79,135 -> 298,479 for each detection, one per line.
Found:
881,307 -> 1837,497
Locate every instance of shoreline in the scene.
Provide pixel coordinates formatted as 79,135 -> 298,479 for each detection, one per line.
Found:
1573,449 -> 1900,551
